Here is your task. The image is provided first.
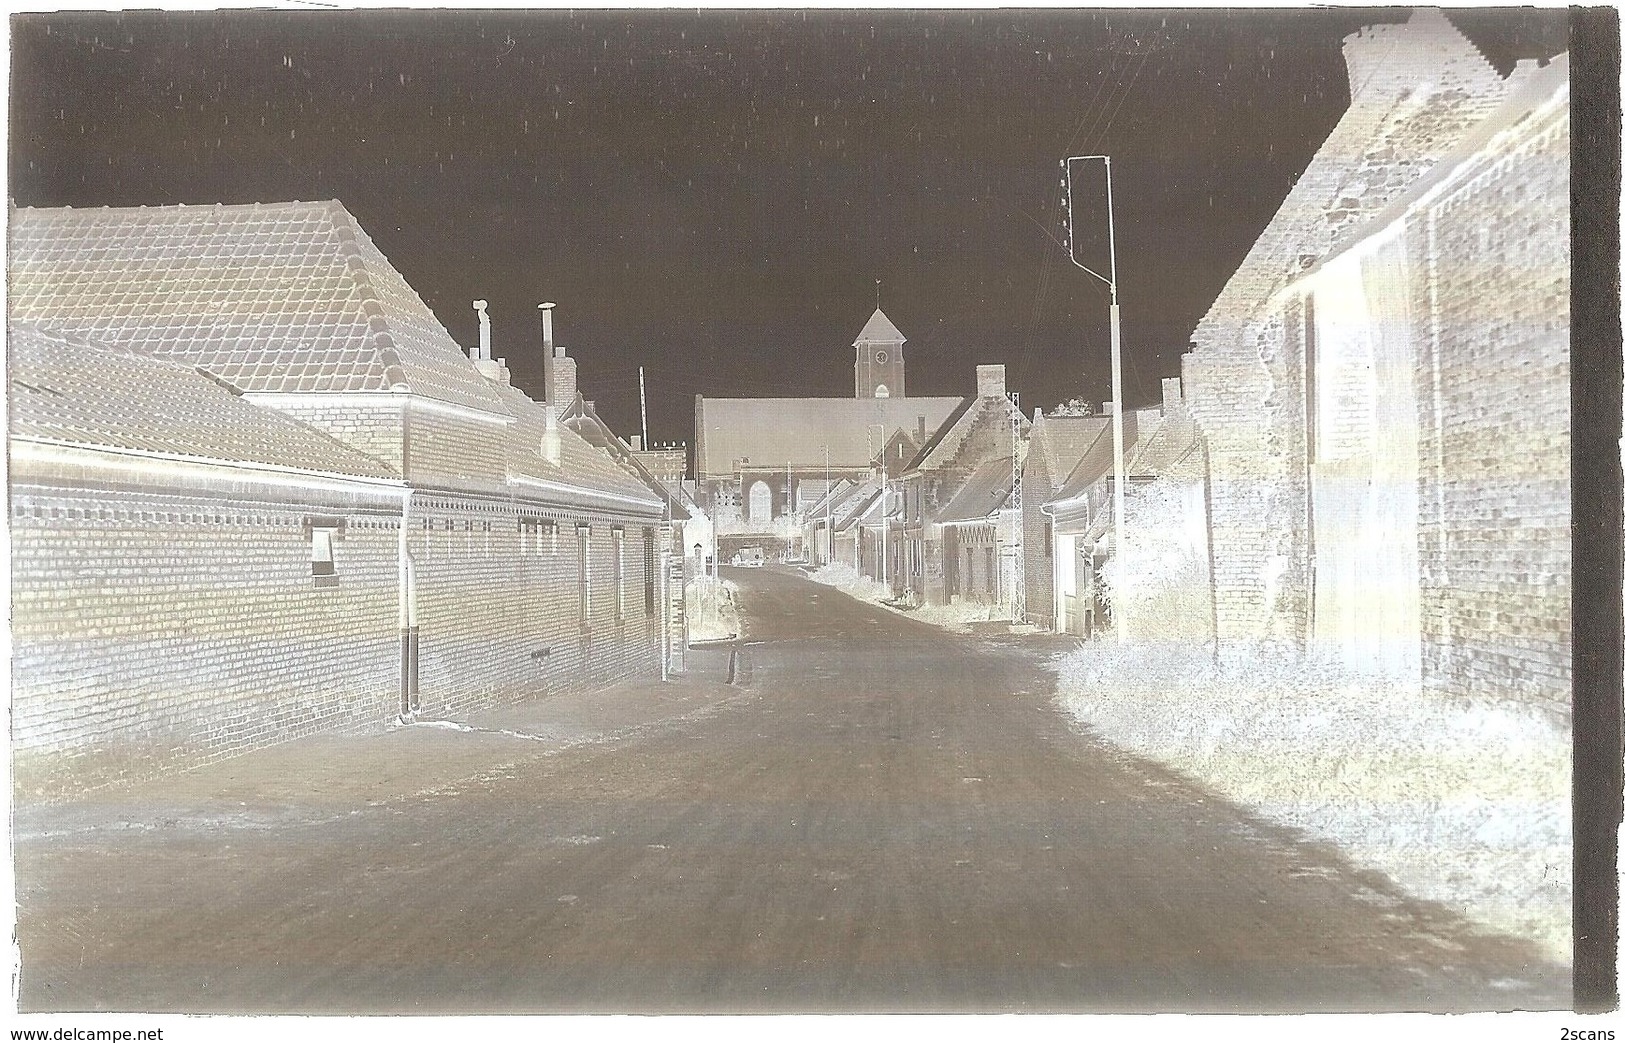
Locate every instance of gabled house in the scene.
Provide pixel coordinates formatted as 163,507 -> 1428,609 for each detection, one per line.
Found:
801,476 -> 860,566
8,322 -> 405,793
1038,379 -> 1205,639
1181,10 -> 1518,650
9,200 -> 673,790
897,365 -> 1029,606
1020,410 -> 1111,631
1179,12 -> 1571,713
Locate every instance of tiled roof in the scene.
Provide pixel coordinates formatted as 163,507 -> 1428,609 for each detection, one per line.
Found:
1304,53 -> 1570,283
805,477 -> 859,519
831,478 -> 884,532
1048,408 -> 1160,504
566,401 -> 691,516
937,458 -> 1015,524
853,308 -> 906,344
694,395 -> 964,478
1125,409 -> 1201,479
8,322 -> 396,480
1192,10 -> 1507,341
487,379 -> 663,505
905,393 -> 1027,474
1029,413 -> 1111,497
9,201 -> 507,415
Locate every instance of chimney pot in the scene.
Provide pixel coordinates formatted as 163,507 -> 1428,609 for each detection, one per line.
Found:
538,302 -> 556,352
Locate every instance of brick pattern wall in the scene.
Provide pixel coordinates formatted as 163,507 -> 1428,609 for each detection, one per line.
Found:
1183,348 -> 1275,639
1186,18 -> 1514,649
406,495 -> 664,719
404,404 -> 512,487
1187,68 -> 1569,713
1021,450 -> 1055,628
257,399 -> 404,475
1412,99 -> 1570,712
10,480 -> 402,797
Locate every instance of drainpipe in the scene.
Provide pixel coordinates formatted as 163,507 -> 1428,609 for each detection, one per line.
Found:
398,488 -> 419,718
1039,501 -> 1062,633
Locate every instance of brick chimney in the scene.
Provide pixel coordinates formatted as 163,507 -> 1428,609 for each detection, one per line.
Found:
539,302 -> 577,407
1161,376 -> 1185,418
976,364 -> 1006,398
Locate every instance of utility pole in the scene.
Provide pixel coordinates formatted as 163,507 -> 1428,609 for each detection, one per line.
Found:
1063,154 -> 1126,644
1009,391 -> 1024,624
638,366 -> 649,452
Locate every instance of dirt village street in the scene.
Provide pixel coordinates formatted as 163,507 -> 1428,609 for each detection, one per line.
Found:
13,567 -> 1568,1014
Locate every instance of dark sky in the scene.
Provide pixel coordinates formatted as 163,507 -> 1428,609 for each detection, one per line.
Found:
9,8 -> 1569,443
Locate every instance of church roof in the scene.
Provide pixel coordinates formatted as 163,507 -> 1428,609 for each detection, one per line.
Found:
693,395 -> 964,479
9,200 -> 508,416
853,308 -> 906,344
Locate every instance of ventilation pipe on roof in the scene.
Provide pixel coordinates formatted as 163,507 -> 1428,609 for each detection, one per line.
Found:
539,302 -> 577,407
471,299 -> 506,382
540,301 -> 556,353
473,299 -> 491,361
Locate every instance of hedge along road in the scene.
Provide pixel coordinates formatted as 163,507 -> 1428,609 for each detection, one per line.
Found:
14,566 -> 1567,1014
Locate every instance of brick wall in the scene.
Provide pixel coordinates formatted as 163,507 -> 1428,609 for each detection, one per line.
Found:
405,494 -> 664,719
1021,449 -> 1056,628
1185,57 -> 1569,712
254,398 -> 404,475
11,467 -> 670,796
10,478 -> 402,797
1411,91 -> 1570,713
404,403 -> 512,487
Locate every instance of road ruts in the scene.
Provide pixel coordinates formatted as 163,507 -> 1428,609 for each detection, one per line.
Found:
14,566 -> 1569,1013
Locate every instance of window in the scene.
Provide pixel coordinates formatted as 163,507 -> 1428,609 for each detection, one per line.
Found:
613,526 -> 626,623
519,518 -> 558,556
643,527 -> 658,617
306,517 -> 344,588
577,524 -> 592,628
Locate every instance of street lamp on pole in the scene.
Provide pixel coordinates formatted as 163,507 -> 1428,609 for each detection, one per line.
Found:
1062,154 -> 1126,645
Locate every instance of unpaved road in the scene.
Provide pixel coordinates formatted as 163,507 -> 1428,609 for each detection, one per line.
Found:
14,566 -> 1567,1013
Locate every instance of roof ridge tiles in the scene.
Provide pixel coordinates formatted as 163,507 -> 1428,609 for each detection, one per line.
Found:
325,205 -> 413,390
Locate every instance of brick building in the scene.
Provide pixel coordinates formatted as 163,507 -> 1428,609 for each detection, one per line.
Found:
897,365 -> 1029,607
1179,13 -> 1570,711
1019,409 -> 1111,631
1039,389 -> 1197,639
9,200 -> 674,792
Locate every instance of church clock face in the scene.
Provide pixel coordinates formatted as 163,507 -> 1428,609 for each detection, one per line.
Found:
874,350 -> 888,365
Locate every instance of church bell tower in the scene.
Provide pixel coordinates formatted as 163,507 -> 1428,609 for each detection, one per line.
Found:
853,308 -> 906,399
